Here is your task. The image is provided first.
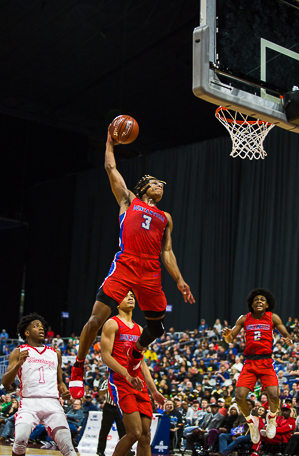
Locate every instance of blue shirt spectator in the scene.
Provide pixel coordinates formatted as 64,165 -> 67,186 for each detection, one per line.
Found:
198,319 -> 208,332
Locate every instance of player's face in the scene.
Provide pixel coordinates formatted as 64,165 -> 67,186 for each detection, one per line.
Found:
26,320 -> 45,342
119,291 -> 135,310
252,295 -> 269,312
145,180 -> 164,202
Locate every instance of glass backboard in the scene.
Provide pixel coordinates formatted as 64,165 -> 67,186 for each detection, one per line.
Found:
193,0 -> 299,133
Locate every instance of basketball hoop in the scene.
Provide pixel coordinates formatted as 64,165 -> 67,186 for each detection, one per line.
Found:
215,107 -> 275,160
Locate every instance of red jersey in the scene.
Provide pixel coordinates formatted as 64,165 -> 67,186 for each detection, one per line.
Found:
119,197 -> 167,257
243,311 -> 273,356
109,316 -> 147,389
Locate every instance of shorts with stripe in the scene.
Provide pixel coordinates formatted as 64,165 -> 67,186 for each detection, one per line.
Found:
100,251 -> 167,312
108,371 -> 152,418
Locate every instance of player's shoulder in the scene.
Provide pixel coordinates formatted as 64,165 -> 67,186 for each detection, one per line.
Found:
271,312 -> 282,323
236,314 -> 247,324
103,317 -> 119,332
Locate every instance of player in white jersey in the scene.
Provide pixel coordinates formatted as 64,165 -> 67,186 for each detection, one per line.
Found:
2,312 -> 76,456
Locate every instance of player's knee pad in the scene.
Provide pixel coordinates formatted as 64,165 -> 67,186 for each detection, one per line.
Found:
53,427 -> 76,456
139,317 -> 164,346
13,423 -> 31,455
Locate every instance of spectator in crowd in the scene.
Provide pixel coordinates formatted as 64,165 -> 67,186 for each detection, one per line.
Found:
164,400 -> 183,452
0,329 -> 9,352
198,319 -> 208,333
66,399 -> 85,446
231,357 -> 243,373
290,382 -> 299,399
206,403 -> 241,452
186,402 -> 225,454
211,399 -> 255,456
277,370 -> 288,391
0,397 -> 19,442
45,326 -> 55,342
251,403 -> 296,456
213,319 -> 222,335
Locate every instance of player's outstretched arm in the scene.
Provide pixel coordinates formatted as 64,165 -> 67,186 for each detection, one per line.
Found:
140,357 -> 165,406
105,128 -> 135,210
2,348 -> 28,388
272,314 -> 294,346
160,213 -> 195,304
222,315 -> 246,343
101,319 -> 144,391
56,350 -> 71,400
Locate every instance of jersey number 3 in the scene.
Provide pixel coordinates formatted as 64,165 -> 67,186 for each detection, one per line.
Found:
142,214 -> 152,230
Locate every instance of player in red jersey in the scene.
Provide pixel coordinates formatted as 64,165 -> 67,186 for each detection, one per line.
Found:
100,290 -> 165,456
222,288 -> 293,446
70,128 -> 195,399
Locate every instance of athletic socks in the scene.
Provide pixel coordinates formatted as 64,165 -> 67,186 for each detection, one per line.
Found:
74,358 -> 85,368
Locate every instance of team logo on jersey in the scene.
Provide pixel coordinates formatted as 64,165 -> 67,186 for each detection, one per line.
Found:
246,324 -> 270,331
132,204 -> 165,222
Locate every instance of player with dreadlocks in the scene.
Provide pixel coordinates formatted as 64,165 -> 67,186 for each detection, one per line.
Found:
70,127 -> 195,399
222,288 -> 293,451
2,313 -> 75,456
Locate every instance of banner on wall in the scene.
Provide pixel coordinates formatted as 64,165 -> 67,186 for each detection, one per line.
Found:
78,411 -> 162,454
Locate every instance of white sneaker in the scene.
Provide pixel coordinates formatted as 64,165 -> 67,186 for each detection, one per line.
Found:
41,442 -> 53,449
247,415 -> 260,444
266,413 -> 277,439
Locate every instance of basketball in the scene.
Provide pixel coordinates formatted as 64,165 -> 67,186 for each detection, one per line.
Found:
110,115 -> 139,144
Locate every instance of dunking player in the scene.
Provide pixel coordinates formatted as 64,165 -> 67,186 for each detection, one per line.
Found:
2,313 -> 75,456
70,128 -> 195,399
101,290 -> 165,456
222,288 -> 293,445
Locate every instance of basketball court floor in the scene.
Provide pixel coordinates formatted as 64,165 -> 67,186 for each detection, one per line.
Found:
0,443 -> 96,455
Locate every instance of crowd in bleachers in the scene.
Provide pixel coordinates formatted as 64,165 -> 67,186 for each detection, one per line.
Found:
1,317 -> 299,454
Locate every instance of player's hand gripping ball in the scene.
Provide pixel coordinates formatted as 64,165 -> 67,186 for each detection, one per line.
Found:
110,115 -> 139,144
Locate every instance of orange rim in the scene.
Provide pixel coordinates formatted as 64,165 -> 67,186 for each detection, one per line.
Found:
215,106 -> 272,126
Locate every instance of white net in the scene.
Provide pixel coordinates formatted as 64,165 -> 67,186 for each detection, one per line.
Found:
215,107 -> 275,160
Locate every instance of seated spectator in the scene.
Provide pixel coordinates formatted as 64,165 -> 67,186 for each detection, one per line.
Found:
186,402 -> 225,455
231,356 -> 243,373
286,356 -> 297,373
181,399 -> 194,425
226,343 -> 237,357
213,319 -> 222,335
207,344 -> 217,358
277,369 -> 288,390
198,319 -> 208,333
66,399 -> 84,446
0,394 -> 12,414
211,399 -> 255,456
217,398 -> 227,416
45,326 -> 55,342
216,345 -> 227,361
280,387 -> 293,401
0,397 -> 19,442
250,403 -> 296,456
285,407 -> 299,455
207,359 -> 218,373
211,383 -> 223,400
206,403 -> 241,453
289,359 -> 299,377
215,365 -> 230,385
290,382 -> 299,399
164,400 -> 183,451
